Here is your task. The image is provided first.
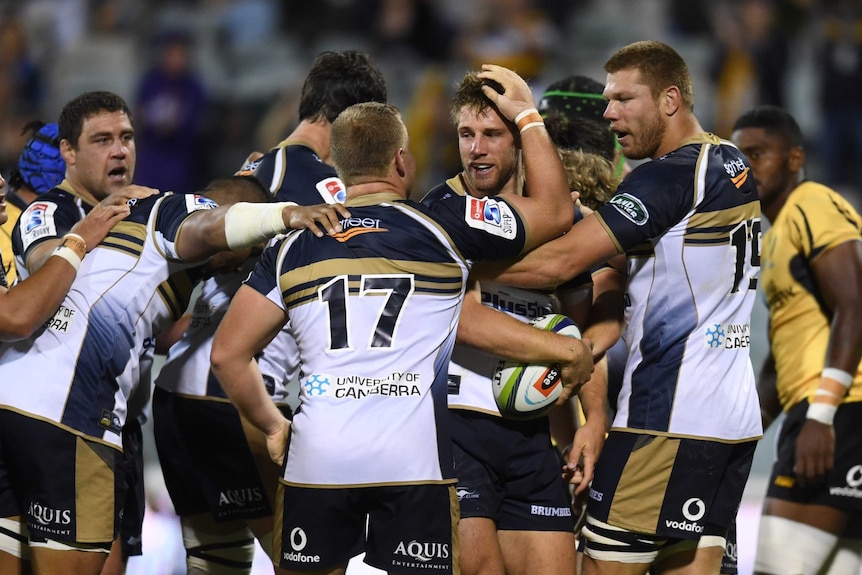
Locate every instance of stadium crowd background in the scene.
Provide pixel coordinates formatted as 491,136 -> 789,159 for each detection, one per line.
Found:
1,0 -> 860,573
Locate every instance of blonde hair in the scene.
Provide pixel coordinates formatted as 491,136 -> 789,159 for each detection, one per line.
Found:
558,149 -> 618,211
331,102 -> 406,186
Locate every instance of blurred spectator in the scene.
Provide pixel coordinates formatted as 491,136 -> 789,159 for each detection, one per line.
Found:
368,0 -> 456,63
134,28 -> 209,193
710,0 -> 790,137
218,0 -> 280,48
455,0 -> 557,81
817,0 -> 862,194
0,16 -> 44,178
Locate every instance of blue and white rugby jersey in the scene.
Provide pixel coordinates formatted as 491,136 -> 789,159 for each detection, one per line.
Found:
594,134 -> 762,441
252,141 -> 347,204
245,191 -> 527,486
12,180 -> 97,281
0,192 -> 216,448
155,261 -> 299,407
422,175 -> 592,415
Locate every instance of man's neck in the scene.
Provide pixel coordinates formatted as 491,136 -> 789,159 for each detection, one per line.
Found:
63,178 -> 101,206
286,120 -> 332,165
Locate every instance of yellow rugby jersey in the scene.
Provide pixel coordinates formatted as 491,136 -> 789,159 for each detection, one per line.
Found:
0,201 -> 22,284
761,181 -> 862,410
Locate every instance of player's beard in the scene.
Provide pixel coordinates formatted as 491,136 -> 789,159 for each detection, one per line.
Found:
627,110 -> 666,160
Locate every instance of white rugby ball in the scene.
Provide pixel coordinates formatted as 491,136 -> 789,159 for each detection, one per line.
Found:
492,313 -> 582,420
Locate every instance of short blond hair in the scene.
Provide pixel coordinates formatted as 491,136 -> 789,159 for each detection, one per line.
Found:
331,102 -> 406,186
605,40 -> 694,111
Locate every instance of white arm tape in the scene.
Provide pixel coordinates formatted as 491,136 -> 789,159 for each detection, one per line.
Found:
821,367 -> 854,389
223,202 -> 297,250
806,401 -> 838,425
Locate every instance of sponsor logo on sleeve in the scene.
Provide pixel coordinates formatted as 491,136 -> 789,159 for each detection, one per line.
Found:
464,197 -> 517,239
316,177 -> 347,204
608,193 -> 649,225
185,194 -> 218,212
20,201 -> 58,250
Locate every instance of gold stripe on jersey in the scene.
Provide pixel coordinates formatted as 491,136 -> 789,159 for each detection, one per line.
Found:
0,406 -> 123,450
282,477 -> 458,489
157,270 -> 198,321
279,257 -> 464,310
686,200 -> 760,231
627,241 -> 655,258
609,427 -> 762,443
100,221 -> 147,257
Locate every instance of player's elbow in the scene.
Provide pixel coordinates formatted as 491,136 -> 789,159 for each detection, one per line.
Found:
0,311 -> 40,342
547,204 -> 575,240
209,333 -> 233,383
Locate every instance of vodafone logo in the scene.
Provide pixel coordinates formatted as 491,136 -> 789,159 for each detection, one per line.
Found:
682,498 -> 706,521
290,527 -> 308,551
847,465 -> 862,488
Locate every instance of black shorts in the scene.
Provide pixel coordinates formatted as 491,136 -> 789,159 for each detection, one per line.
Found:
450,409 -> 574,532
0,409 -> 121,546
273,482 -> 458,574
117,420 -> 144,558
766,399 -> 862,512
586,431 -> 756,539
153,387 -> 289,522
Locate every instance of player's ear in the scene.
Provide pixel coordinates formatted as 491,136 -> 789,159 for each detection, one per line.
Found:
394,148 -> 407,177
60,139 -> 76,165
788,145 -> 805,174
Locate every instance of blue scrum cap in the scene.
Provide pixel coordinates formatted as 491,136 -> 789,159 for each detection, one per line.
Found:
18,122 -> 66,194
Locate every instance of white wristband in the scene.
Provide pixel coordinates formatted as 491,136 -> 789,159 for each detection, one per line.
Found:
223,201 -> 298,250
514,108 -> 539,125
821,367 -> 854,389
814,388 -> 842,400
51,246 -> 82,271
520,121 -> 546,133
806,402 -> 838,425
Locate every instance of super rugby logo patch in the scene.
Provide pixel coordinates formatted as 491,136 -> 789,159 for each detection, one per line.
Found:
21,201 -> 59,251
465,197 -> 516,239
316,177 -> 347,204
608,193 -> 648,225
185,194 -> 218,212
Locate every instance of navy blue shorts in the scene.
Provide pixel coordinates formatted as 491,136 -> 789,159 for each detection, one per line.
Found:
450,409 -> 574,532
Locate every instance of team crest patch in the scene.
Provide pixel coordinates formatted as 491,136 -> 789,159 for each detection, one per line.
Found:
185,194 -> 218,212
98,409 -> 122,434
609,193 -> 648,225
464,197 -> 517,239
315,177 -> 347,204
20,201 -> 59,251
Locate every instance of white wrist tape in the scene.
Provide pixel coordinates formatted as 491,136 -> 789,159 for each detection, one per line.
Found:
50,246 -> 82,271
821,367 -> 854,389
223,202 -> 297,250
806,401 -> 838,425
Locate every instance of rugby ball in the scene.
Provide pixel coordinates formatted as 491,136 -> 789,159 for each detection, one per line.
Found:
492,314 -> 582,420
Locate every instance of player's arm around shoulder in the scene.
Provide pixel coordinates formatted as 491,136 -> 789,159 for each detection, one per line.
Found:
0,193 -> 139,341
173,197 -> 350,263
